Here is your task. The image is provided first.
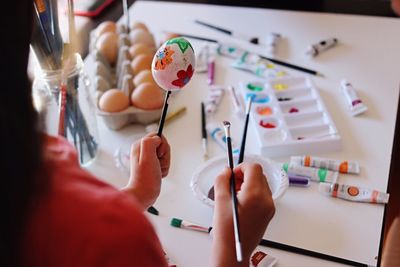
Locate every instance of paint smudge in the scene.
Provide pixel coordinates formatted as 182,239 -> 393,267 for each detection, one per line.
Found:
278,97 -> 291,101
247,93 -> 269,103
273,83 -> 288,91
256,106 -> 273,116
247,83 -> 264,91
289,107 -> 299,113
259,120 -> 276,128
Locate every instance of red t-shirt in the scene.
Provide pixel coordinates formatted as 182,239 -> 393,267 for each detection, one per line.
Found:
23,135 -> 168,267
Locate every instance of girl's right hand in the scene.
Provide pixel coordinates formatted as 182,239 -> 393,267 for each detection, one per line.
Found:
210,163 -> 275,267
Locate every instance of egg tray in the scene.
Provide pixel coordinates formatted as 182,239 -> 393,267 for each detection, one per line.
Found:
89,27 -> 162,130
240,76 -> 341,157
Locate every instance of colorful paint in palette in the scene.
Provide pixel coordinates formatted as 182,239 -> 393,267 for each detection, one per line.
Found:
240,76 -> 341,156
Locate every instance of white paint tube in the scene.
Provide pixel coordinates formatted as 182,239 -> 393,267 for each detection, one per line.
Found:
290,155 -> 360,174
319,182 -> 389,204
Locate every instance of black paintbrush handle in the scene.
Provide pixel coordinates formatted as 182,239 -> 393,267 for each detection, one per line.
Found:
157,91 -> 171,137
259,239 -> 368,267
194,19 -> 232,35
238,113 -> 250,164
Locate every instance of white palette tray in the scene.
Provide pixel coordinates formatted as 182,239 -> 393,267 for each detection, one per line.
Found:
240,76 -> 341,157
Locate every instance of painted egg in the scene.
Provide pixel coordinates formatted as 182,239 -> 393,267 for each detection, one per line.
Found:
151,37 -> 195,91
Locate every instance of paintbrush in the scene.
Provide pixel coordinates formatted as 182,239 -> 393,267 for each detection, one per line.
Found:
194,19 -> 259,44
157,91 -> 172,137
122,0 -> 130,33
222,121 -> 243,262
237,95 -> 254,164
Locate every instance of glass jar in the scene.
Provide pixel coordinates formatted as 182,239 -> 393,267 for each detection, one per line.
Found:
32,53 -> 99,166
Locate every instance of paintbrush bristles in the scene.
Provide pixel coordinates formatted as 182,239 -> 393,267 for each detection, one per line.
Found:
223,120 -> 231,137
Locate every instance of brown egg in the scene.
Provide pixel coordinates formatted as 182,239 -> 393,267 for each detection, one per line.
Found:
128,43 -> 154,58
96,21 -> 116,37
130,54 -> 153,75
99,89 -> 130,112
131,82 -> 164,110
131,21 -> 149,32
96,32 -> 119,65
133,70 -> 154,87
160,32 -> 180,46
129,29 -> 155,48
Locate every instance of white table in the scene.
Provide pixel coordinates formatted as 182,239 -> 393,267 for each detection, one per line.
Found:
85,1 -> 400,266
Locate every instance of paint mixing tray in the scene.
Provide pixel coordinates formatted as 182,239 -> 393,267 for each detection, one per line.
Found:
240,76 -> 341,157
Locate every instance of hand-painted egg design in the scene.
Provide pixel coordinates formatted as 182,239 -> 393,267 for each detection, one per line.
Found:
152,37 -> 195,91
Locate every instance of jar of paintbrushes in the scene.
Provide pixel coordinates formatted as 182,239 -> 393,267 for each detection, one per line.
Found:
32,53 -> 99,166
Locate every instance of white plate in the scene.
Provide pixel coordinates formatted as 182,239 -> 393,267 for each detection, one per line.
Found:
190,154 -> 289,206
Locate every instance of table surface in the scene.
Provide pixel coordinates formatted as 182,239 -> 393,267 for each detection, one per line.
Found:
84,1 -> 400,266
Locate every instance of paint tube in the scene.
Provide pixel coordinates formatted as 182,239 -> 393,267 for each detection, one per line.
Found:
207,123 -> 240,154
216,43 -> 246,59
232,56 -> 286,79
340,80 -> 368,116
265,32 -> 282,54
205,85 -> 225,114
228,86 -> 245,118
250,251 -> 278,267
283,163 -> 338,183
319,182 -> 389,204
290,155 -> 360,174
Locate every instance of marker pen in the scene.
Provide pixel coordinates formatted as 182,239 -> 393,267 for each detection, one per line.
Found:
340,80 -> 368,116
306,38 -> 338,57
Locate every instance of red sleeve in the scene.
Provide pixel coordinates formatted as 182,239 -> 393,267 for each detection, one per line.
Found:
83,193 -> 169,267
24,135 -> 169,267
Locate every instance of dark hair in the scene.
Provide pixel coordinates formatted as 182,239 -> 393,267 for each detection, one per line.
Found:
0,1 -> 44,266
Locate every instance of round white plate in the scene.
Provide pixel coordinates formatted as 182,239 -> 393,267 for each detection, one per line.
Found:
191,154 -> 289,206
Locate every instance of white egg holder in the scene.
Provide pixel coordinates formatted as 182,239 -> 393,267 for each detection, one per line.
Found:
89,26 -> 162,130
240,76 -> 341,157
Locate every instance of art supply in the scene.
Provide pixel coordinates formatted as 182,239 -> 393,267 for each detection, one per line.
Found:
207,123 -> 240,154
194,19 -> 259,44
172,216 -> 367,266
306,38 -> 338,57
195,44 -> 209,73
290,155 -> 360,174
201,102 -> 208,160
237,96 -> 254,164
57,83 -> 67,136
207,57 -> 215,85
232,55 -> 287,79
288,174 -> 311,187
217,43 -> 322,76
250,251 -> 278,267
258,239 -> 369,267
283,163 -> 339,183
145,106 -> 187,133
147,206 -> 159,215
170,217 -> 212,233
240,76 -> 341,157
228,86 -> 245,118
31,0 -> 64,70
265,32 -> 282,55
319,182 -> 389,204
222,120 -> 243,262
204,85 -> 225,114
151,37 -> 195,136
340,80 -> 368,116
122,0 -> 129,33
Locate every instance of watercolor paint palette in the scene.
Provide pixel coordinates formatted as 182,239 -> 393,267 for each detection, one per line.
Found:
240,76 -> 341,157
